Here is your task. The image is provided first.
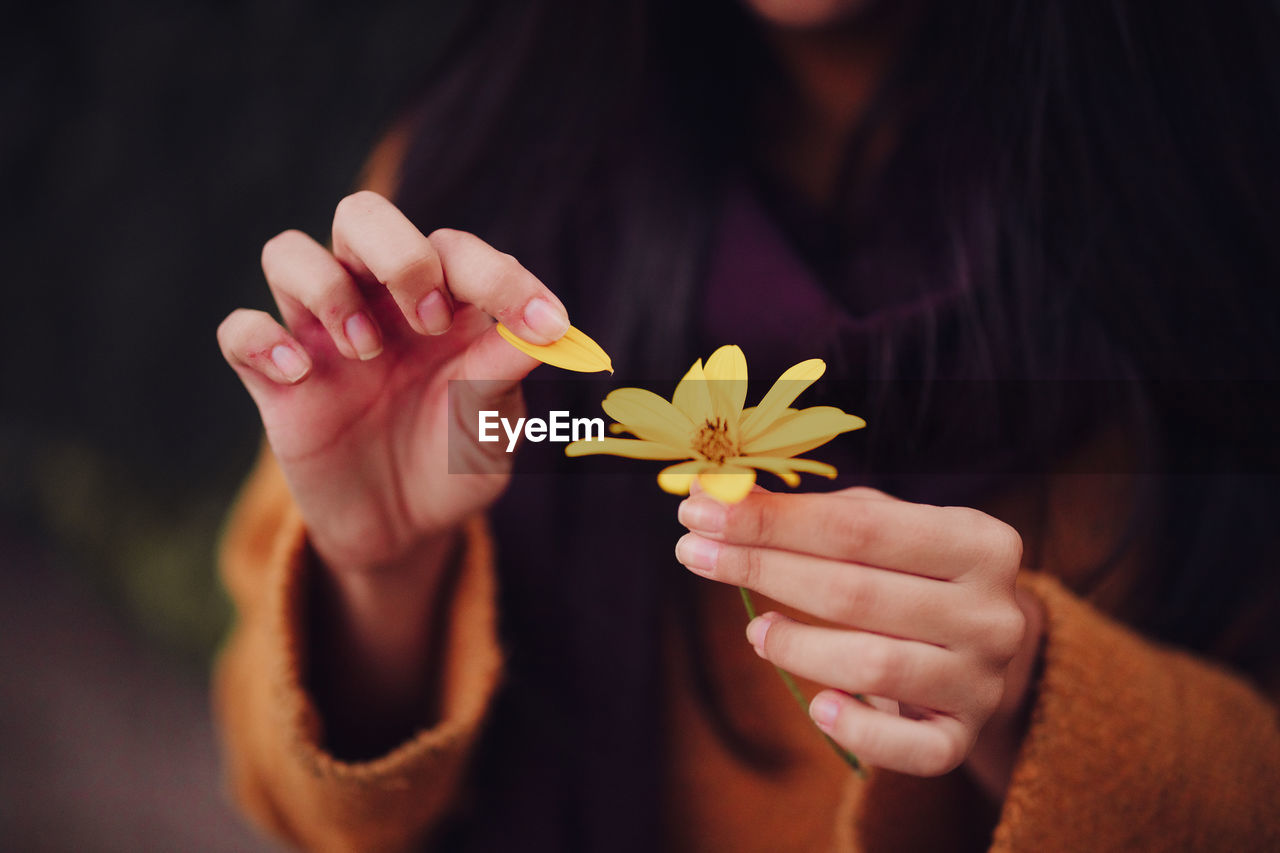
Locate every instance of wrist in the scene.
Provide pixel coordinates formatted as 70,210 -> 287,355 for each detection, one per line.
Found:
306,524 -> 467,757
320,525 -> 463,599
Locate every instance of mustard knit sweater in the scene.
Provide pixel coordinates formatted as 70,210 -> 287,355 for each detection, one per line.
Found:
213,450 -> 1280,852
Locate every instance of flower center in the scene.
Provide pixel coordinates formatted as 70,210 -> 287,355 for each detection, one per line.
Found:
693,418 -> 736,464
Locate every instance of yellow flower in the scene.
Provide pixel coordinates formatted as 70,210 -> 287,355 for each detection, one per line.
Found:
565,345 -> 865,503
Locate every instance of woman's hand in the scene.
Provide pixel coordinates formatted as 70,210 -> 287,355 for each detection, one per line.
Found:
675,485 -> 1042,796
218,192 -> 568,738
218,191 -> 565,576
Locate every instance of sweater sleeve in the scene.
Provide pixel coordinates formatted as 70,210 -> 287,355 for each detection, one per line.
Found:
843,571 -> 1280,851
211,448 -> 504,853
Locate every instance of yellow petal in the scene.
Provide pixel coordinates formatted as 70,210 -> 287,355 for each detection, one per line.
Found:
657,459 -> 712,495
733,458 -> 800,487
732,455 -> 838,487
496,323 -> 613,373
672,358 -> 713,424
565,437 -> 690,460
744,436 -> 839,460
601,387 -> 694,447
704,344 -> 749,382
697,466 -> 756,503
703,345 -> 748,446
744,406 -> 866,456
742,407 -> 799,446
740,359 -> 826,440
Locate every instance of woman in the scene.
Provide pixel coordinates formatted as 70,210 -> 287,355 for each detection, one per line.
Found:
215,0 -> 1280,849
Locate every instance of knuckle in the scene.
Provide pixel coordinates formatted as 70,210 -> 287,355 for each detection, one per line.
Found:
946,508 -> 1023,576
426,226 -> 464,244
941,505 -> 987,532
855,640 -> 897,693
918,733 -> 967,776
217,308 -> 255,340
216,309 -> 267,360
844,485 -> 889,502
986,520 -> 1024,571
335,190 -> 385,221
494,252 -> 532,291
730,499 -> 770,544
739,545 -> 766,590
820,501 -> 875,557
834,574 -> 878,622
260,229 -> 305,271
385,249 -> 440,289
985,604 -> 1027,662
215,314 -> 239,354
312,272 -> 355,309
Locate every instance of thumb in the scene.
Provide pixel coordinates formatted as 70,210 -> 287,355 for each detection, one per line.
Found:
461,323 -> 542,391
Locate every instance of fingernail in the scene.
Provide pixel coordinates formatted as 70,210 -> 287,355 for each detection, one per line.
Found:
745,613 -> 775,650
810,694 -> 840,730
344,312 -> 383,360
523,297 -> 570,343
416,289 -> 452,335
678,498 -> 726,534
270,344 -> 308,382
675,533 -> 720,575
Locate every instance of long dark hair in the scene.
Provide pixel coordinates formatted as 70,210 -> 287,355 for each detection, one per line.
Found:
390,0 -> 1280,847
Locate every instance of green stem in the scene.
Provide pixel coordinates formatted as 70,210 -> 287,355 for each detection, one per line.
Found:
739,586 -> 866,777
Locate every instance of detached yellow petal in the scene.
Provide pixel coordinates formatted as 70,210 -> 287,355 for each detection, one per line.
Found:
740,359 -> 826,439
744,407 -> 866,455
496,323 -> 613,373
697,466 -> 756,503
602,388 -> 694,447
565,437 -> 688,460
657,460 -> 711,495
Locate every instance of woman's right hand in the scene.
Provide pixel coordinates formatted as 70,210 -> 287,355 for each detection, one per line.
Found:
217,191 -> 565,578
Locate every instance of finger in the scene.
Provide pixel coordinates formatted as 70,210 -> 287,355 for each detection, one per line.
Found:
261,229 -> 384,361
460,313 -> 542,388
217,308 -> 312,388
330,191 -> 457,337
426,227 -> 570,345
674,532 -> 967,645
809,690 -> 971,776
745,612 -> 994,713
448,318 -> 542,452
679,487 -> 1023,581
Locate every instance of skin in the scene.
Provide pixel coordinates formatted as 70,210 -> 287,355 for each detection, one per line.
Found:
675,484 -> 1041,799
218,192 -> 554,740
219,0 -> 1044,797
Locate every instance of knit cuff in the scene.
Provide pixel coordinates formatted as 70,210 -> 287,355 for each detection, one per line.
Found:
992,572 -> 1279,851
215,474 -> 504,852
835,571 -> 1280,852
275,511 -> 504,786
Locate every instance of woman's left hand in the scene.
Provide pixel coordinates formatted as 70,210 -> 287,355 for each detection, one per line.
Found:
675,485 -> 1043,791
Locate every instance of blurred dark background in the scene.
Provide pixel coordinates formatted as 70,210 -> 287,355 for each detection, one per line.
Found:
1,1 -> 460,847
